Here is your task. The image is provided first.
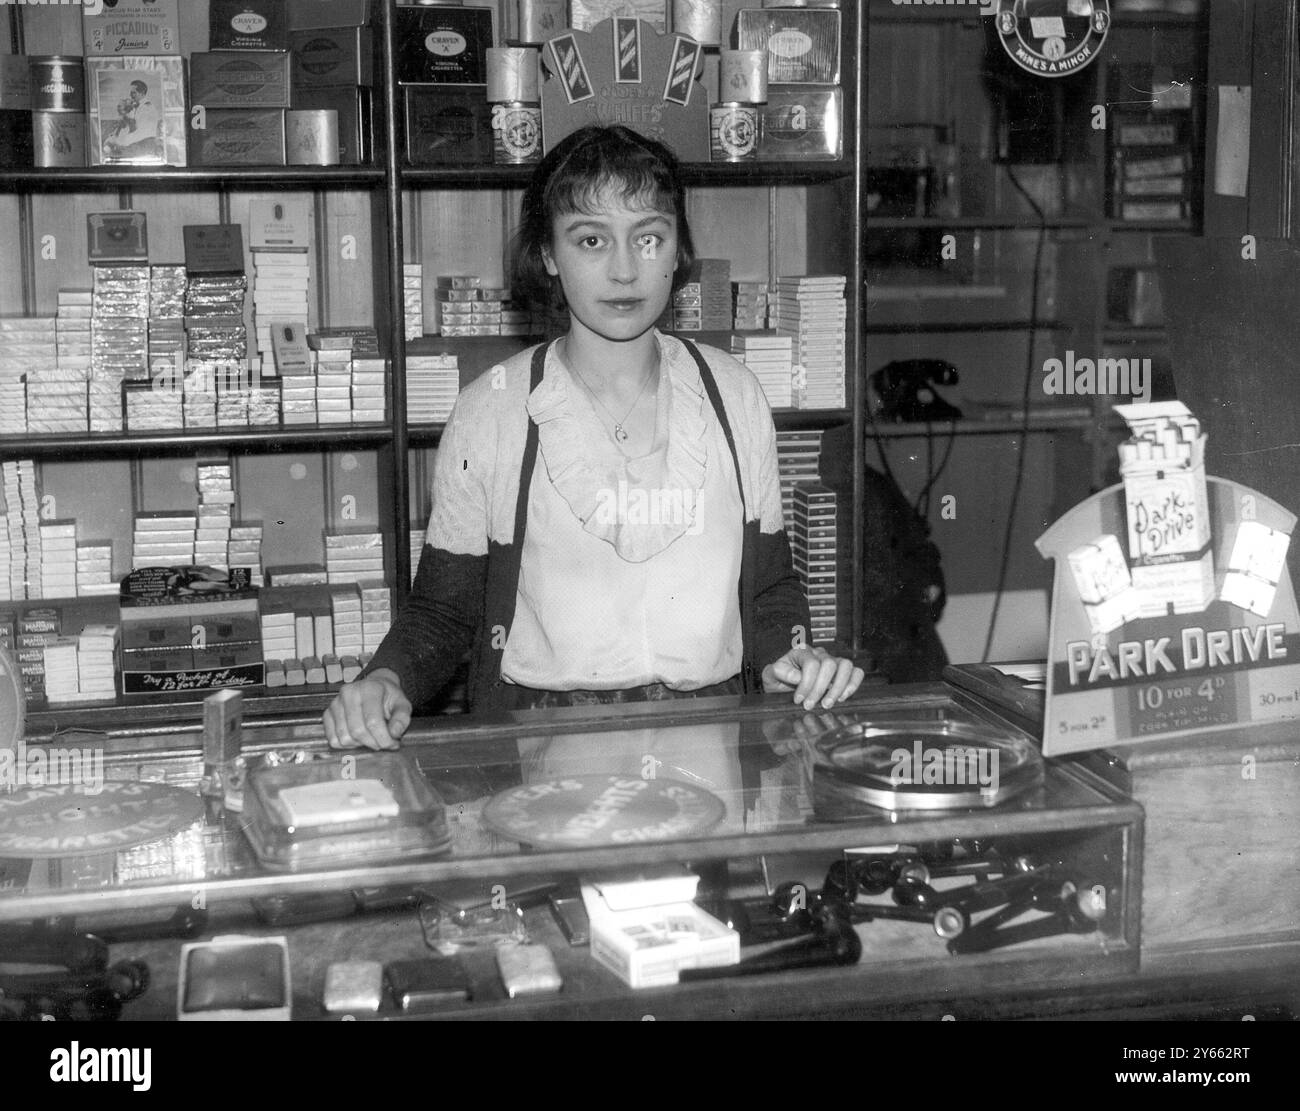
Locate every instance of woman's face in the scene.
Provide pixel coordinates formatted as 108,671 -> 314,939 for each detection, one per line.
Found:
543,184 -> 678,346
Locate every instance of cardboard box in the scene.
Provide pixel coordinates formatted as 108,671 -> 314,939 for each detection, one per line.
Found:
403,85 -> 493,166
580,876 -> 739,989
118,567 -> 264,698
190,51 -> 292,109
191,109 -> 287,166
83,0 -> 180,56
85,56 -> 187,167
289,27 -> 374,89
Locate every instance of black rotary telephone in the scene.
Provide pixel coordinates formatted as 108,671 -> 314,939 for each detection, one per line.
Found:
871,359 -> 963,423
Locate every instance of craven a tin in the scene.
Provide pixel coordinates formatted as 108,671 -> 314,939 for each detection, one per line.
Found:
209,0 -> 290,52
395,6 -> 493,84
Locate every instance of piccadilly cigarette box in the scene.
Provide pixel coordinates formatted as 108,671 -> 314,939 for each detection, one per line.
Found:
190,51 -> 292,109
83,0 -> 180,56
1114,401 -> 1214,617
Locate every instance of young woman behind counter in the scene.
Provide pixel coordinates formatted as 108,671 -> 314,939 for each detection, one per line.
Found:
324,125 -> 864,750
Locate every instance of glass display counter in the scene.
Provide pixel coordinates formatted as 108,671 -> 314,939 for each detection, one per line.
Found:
0,684 -> 1144,1019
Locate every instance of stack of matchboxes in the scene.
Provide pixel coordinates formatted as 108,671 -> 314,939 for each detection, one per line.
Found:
732,333 -> 793,409
76,541 -> 115,597
791,482 -> 838,645
2,461 -> 40,601
672,259 -> 731,332
41,623 -> 118,705
406,353 -> 460,424
91,263 -> 150,432
776,430 -> 825,533
261,581 -> 390,688
249,197 -> 311,369
434,275 -> 514,336
12,607 -> 59,703
133,512 -> 196,570
404,264 -> 424,340
12,316 -> 82,434
772,274 -> 846,410
37,520 -> 77,600
733,281 -> 770,331
148,264 -> 187,367
325,530 -> 385,585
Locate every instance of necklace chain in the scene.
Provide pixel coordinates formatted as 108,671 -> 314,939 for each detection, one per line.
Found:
563,341 -> 657,444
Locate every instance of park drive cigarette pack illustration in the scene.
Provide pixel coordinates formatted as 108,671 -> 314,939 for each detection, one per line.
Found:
1114,401 -> 1214,617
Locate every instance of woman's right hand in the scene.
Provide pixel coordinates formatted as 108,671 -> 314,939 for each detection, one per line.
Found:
322,668 -> 412,751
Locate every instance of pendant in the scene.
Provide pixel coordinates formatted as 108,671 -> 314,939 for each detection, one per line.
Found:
614,424 -> 629,443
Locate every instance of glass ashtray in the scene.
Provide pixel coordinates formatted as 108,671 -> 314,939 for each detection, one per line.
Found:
813,715 -> 1043,813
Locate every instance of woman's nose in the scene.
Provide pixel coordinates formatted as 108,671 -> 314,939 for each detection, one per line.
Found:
608,241 -> 638,282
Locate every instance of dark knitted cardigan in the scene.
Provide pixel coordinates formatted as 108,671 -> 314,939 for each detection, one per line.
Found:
364,336 -> 811,714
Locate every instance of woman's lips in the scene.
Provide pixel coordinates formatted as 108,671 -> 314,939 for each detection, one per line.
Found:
602,298 -> 645,311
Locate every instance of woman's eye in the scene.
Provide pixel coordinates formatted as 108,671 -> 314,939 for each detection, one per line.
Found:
579,235 -> 604,249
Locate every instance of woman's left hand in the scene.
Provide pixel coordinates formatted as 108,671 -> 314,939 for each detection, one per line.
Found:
762,647 -> 865,710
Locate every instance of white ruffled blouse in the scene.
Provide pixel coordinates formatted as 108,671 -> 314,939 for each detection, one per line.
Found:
500,333 -> 745,691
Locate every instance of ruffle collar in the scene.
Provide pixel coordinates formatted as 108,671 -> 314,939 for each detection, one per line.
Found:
525,333 -> 710,563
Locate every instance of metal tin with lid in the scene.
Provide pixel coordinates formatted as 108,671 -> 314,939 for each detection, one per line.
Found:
30,56 -> 85,112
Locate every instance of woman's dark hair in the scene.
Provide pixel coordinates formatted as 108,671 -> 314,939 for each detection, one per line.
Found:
512,125 -> 696,312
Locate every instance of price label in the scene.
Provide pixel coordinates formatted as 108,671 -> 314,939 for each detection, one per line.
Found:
1127,674 -> 1237,736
